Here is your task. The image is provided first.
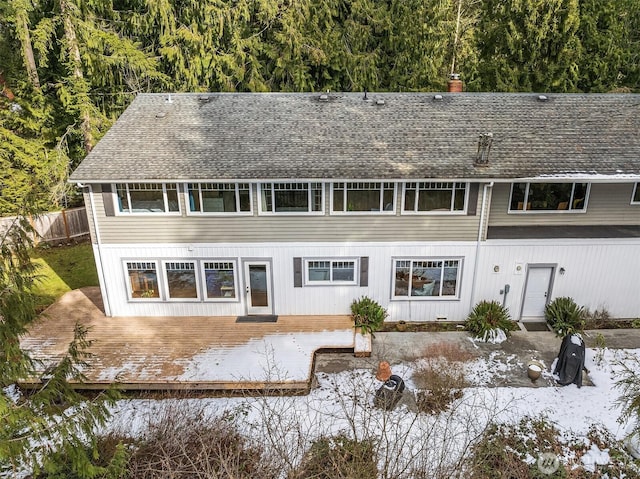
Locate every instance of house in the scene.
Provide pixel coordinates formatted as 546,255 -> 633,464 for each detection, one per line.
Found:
69,92 -> 640,324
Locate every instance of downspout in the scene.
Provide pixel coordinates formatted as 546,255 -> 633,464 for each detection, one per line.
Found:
78,183 -> 112,316
469,181 -> 494,311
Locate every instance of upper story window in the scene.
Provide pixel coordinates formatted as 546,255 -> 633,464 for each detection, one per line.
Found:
403,182 -> 467,213
632,183 -> 640,204
393,259 -> 461,299
509,183 -> 588,212
116,183 -> 179,214
306,259 -> 357,285
188,183 -> 251,214
332,182 -> 395,213
259,182 -> 323,214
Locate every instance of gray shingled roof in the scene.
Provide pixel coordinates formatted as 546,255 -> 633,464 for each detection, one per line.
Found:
69,92 -> 640,182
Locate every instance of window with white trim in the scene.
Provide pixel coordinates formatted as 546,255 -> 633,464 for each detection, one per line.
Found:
332,182 -> 395,213
403,182 -> 467,213
116,183 -> 180,213
164,261 -> 199,299
306,259 -> 357,284
203,261 -> 237,300
632,183 -> 640,204
126,261 -> 160,299
259,182 -> 323,213
188,183 -> 251,213
393,259 -> 460,298
509,182 -> 588,212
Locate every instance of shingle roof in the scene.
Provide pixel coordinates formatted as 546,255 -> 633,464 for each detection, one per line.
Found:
69,92 -> 640,182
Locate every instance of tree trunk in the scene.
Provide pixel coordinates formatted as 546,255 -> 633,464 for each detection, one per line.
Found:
60,0 -> 93,153
13,3 -> 41,89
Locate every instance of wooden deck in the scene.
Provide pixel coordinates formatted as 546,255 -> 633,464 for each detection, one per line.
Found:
21,288 -> 355,391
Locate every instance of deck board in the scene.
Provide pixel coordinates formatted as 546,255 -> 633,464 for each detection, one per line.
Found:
21,288 -> 355,391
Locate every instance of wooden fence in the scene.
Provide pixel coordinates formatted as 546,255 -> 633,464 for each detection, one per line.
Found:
0,207 -> 90,244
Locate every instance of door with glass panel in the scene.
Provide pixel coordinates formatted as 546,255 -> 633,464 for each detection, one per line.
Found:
243,261 -> 273,315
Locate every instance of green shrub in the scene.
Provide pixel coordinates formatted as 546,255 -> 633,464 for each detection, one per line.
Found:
351,296 -> 388,335
465,300 -> 515,341
544,297 -> 584,336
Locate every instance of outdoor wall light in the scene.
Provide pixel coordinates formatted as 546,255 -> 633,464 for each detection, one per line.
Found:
493,265 -> 500,273
559,267 -> 566,275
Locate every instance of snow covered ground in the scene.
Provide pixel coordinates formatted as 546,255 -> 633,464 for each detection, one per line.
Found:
104,345 -> 640,476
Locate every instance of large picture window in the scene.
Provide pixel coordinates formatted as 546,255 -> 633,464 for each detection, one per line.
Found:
393,259 -> 460,298
332,182 -> 395,213
203,261 -> 237,299
259,182 -> 323,213
632,183 -> 640,204
126,261 -> 160,299
403,182 -> 467,213
509,183 -> 588,212
116,183 -> 180,213
188,183 -> 251,213
164,261 -> 199,299
306,259 -> 357,284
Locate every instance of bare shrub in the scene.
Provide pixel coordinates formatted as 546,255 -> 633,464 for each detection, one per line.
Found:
583,307 -> 612,329
413,358 -> 469,414
289,434 -> 378,479
126,402 -> 278,479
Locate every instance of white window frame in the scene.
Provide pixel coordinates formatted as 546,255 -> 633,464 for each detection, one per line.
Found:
201,260 -> 239,302
162,260 -> 201,302
508,182 -> 590,214
330,182 -> 396,214
123,260 -> 163,301
258,182 -> 324,215
391,258 -> 462,300
401,182 -> 468,214
304,258 -> 358,285
632,183 -> 640,205
186,183 -> 253,215
115,183 -> 181,215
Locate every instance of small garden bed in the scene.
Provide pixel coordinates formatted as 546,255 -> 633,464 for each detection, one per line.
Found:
381,321 -> 465,333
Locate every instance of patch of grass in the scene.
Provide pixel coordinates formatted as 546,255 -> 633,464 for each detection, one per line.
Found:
30,242 -> 98,310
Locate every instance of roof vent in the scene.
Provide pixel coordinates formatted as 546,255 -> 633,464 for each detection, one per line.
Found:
155,112 -> 167,119
165,93 -> 173,104
433,94 -> 443,101
376,99 -> 385,106
198,95 -> 212,103
537,95 -> 549,102
319,93 -> 329,102
475,133 -> 493,166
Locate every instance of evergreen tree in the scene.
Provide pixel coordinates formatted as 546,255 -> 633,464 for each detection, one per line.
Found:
471,0 -> 582,92
0,204 -> 124,477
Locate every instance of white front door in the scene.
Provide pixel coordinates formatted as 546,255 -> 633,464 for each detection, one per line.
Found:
521,266 -> 554,320
244,261 -> 273,315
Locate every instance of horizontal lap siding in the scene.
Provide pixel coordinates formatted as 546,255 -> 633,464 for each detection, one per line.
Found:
91,186 -> 482,244
488,183 -> 640,226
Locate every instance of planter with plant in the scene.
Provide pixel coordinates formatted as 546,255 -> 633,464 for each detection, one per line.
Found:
351,296 -> 388,336
465,300 -> 516,342
544,296 -> 585,336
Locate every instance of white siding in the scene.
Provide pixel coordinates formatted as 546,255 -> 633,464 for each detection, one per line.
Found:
474,239 -> 640,319
96,242 -> 478,320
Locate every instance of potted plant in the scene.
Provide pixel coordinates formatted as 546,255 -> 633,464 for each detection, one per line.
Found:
351,296 -> 388,357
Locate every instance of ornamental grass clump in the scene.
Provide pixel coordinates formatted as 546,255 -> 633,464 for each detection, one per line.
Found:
544,296 -> 585,336
465,300 -> 516,342
350,296 -> 388,335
